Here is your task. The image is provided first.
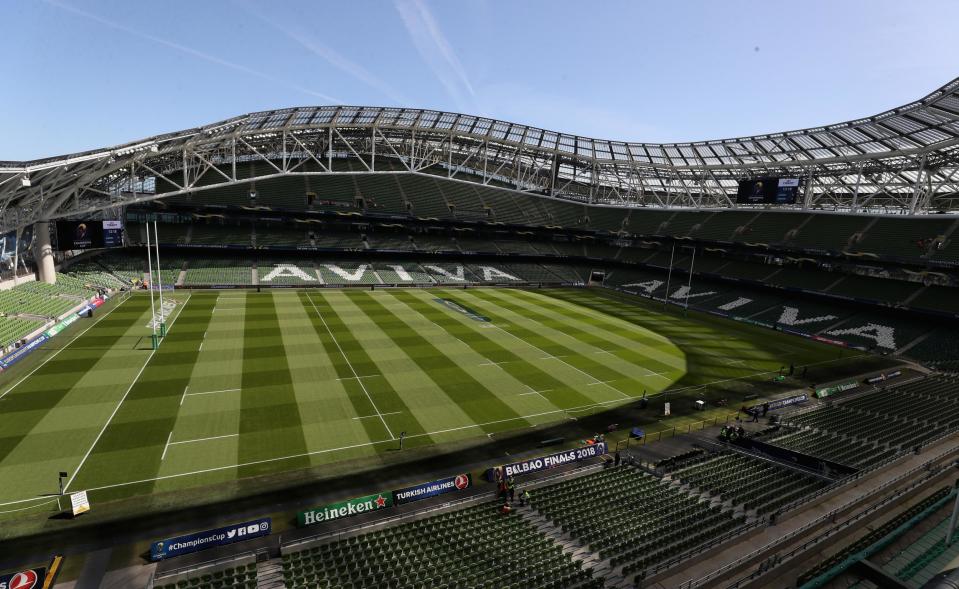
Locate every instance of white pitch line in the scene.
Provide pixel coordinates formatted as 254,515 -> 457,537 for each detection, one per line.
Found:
587,380 -> 616,386
185,387 -> 242,397
179,386 -> 188,406
160,432 -> 173,461
443,291 -> 631,399
45,396 -> 641,501
336,375 -> 380,381
352,411 -> 402,420
198,341 -> 203,352
0,293 -> 132,401
168,433 -> 239,446
63,292 -> 191,493
304,292 -> 395,440
0,353 -> 876,508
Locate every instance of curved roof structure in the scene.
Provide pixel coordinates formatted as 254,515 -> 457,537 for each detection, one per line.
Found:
1,76 -> 958,232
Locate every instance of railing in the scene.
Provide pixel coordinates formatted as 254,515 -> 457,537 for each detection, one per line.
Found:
149,550 -> 257,588
281,460 -> 607,553
673,441 -> 959,588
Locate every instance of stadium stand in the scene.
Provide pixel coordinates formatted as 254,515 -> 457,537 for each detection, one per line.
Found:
282,502 -> 603,589
0,281 -> 91,319
255,225 -> 311,248
375,262 -> 434,284
189,224 -> 253,247
755,427 -> 898,469
155,563 -> 259,589
853,216 -> 955,259
825,274 -> 921,304
781,401 -> 944,451
765,266 -> 843,291
258,260 -> 319,285
183,258 -> 254,286
61,259 -> 128,289
667,452 -> 830,515
786,214 -> 871,252
0,315 -> 44,348
530,465 -> 739,578
797,485 -> 954,587
733,211 -> 804,245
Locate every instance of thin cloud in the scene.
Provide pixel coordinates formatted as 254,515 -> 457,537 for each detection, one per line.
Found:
243,7 -> 410,106
42,0 -> 342,103
394,0 -> 477,110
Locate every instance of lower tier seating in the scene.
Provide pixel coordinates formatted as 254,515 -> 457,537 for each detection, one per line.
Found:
282,502 -> 602,589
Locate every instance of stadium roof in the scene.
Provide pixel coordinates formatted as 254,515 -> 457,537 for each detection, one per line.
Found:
1,76 -> 958,232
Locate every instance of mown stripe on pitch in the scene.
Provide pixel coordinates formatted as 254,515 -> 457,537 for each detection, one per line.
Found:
490,288 -> 685,372
301,292 -> 429,444
67,294 -> 219,498
452,289 -> 642,387
0,296 -> 150,467
388,289 -> 596,409
343,291 -> 527,433
236,292 -> 310,478
544,288 -> 826,386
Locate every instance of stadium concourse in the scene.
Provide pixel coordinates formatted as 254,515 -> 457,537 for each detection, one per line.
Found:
2,79 -> 959,588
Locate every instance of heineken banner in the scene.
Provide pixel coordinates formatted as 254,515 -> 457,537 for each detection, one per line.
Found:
815,381 -> 859,399
150,518 -> 271,561
502,443 -> 607,478
297,492 -> 393,527
393,474 -> 472,506
45,314 -> 79,338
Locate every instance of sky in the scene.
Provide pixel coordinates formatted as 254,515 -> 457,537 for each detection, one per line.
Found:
0,0 -> 956,160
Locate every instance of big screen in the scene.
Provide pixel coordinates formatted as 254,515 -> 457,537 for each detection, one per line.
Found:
56,220 -> 124,250
736,177 -> 801,204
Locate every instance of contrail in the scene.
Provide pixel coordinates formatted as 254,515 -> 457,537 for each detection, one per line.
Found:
395,0 -> 477,110
42,0 -> 341,103
243,5 -> 410,106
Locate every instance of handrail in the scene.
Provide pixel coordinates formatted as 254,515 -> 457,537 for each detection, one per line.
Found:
282,460 -> 607,553
675,441 -> 959,588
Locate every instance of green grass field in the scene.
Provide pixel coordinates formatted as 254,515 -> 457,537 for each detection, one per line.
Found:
0,286 -> 845,518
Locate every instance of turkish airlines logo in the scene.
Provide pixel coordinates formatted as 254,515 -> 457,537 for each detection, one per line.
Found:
9,570 -> 39,589
454,474 -> 470,490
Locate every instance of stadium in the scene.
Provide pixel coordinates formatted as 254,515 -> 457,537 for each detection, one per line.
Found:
2,24 -> 959,588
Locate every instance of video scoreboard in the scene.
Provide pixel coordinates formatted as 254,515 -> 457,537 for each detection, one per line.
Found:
56,220 -> 124,250
736,177 -> 801,204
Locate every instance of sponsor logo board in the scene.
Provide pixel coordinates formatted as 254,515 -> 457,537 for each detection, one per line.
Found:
297,493 -> 393,527
150,518 -> 271,561
501,443 -> 607,478
0,568 -> 45,589
393,474 -> 471,505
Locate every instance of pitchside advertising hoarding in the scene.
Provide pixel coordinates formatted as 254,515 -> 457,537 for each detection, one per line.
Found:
0,568 -> 45,589
501,443 -> 607,478
150,518 -> 271,561
297,474 -> 475,527
393,474 -> 471,505
297,493 -> 393,527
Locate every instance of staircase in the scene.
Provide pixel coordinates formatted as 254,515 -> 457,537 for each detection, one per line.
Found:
256,559 -> 285,589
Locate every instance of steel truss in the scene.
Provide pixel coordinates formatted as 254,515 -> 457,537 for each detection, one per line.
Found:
1,77 -> 959,233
